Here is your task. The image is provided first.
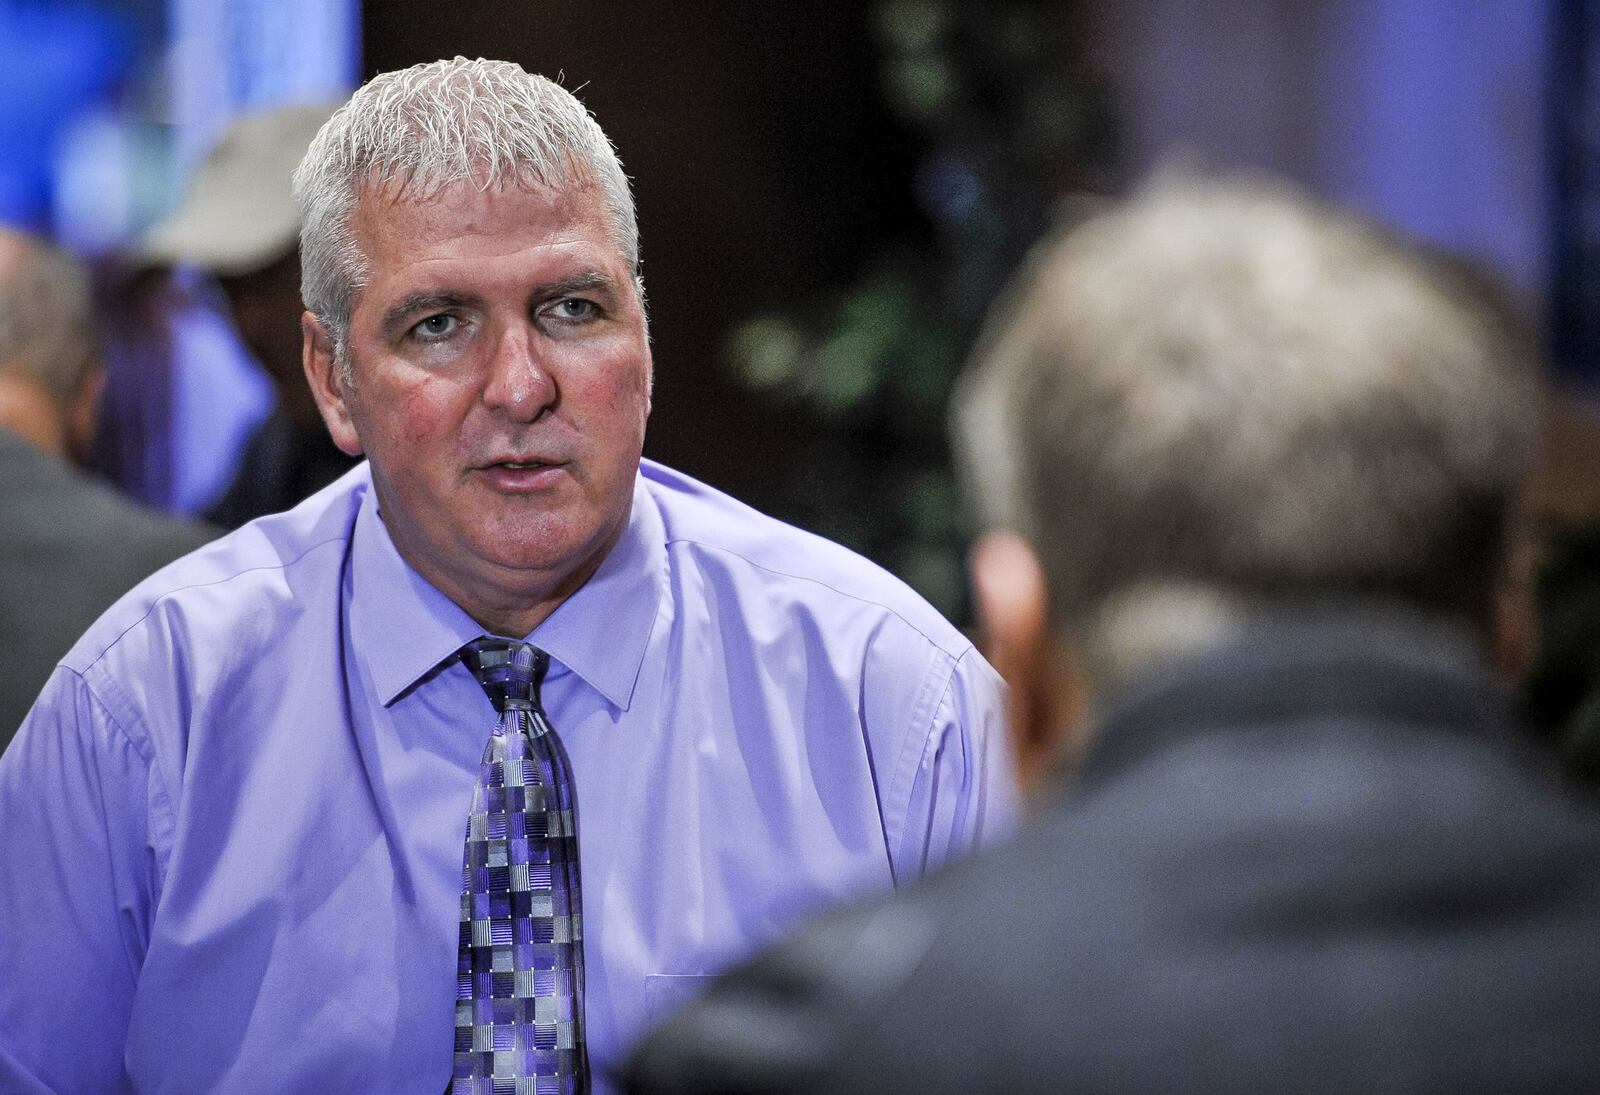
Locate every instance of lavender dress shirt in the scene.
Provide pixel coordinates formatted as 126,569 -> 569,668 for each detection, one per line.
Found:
0,458 -> 1015,1094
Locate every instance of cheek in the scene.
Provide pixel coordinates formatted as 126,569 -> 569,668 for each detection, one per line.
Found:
393,375 -> 463,448
564,353 -> 650,427
402,386 -> 435,444
612,369 -> 650,417
608,378 -> 651,445
609,356 -> 653,421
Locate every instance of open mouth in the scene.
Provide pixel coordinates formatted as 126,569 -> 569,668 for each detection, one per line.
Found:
479,459 -> 566,488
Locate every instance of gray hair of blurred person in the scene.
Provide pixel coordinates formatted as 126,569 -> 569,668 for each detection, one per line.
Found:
0,230 -> 95,402
292,57 -> 639,377
951,174 -> 1540,684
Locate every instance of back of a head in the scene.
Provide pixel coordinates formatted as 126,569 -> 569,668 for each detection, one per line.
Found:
293,57 -> 637,364
953,174 -> 1539,676
0,228 -> 95,403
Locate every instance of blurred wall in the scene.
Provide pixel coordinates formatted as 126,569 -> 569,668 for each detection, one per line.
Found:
1097,0 -> 1549,315
1092,1 -> 1600,556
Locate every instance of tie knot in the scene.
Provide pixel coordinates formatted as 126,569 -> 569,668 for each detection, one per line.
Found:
462,639 -> 548,713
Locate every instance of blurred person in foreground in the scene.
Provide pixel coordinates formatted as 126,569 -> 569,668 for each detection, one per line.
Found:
623,175 -> 1600,1093
136,102 -> 356,527
0,58 -> 1014,1094
0,227 -> 213,750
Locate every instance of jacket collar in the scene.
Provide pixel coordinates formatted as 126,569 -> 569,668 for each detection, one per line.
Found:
1070,602 -> 1517,796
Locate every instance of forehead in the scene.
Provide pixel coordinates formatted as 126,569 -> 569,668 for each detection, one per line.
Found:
349,178 -> 625,282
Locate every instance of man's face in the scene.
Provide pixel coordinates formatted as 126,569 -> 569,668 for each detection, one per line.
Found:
304,179 -> 652,635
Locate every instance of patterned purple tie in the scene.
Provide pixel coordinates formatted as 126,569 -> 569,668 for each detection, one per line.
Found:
454,639 -> 588,1094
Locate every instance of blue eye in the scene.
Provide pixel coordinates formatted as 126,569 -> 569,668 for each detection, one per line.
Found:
554,299 -> 597,320
414,314 -> 458,340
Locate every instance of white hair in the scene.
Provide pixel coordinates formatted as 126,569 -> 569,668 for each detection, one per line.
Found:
292,57 -> 638,372
952,173 -> 1540,678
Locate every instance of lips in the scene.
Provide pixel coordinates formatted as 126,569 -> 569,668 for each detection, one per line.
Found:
478,454 -> 564,471
477,457 -> 569,492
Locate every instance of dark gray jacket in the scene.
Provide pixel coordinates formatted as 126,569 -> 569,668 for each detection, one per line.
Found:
0,428 -> 214,750
623,608 -> 1600,1094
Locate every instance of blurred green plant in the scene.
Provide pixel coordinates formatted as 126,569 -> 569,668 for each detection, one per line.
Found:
723,0 -> 1116,621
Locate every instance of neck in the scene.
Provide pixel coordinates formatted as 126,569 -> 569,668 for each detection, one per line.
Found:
0,375 -> 69,459
377,501 -> 631,641
1082,583 -> 1250,691
1081,585 -> 1493,693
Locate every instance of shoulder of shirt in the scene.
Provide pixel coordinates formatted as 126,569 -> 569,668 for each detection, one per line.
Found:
641,459 -> 974,661
59,464 -> 370,675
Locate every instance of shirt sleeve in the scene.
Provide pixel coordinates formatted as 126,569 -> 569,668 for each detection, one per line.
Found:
892,646 -> 1020,881
0,666 -> 164,1094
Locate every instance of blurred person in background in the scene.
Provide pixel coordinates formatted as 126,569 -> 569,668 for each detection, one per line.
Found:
623,175 -> 1600,1093
136,102 -> 355,527
0,227 -> 213,751
0,58 -> 1014,1094
1522,391 -> 1600,781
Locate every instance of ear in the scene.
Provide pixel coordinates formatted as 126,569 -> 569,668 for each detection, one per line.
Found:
65,363 -> 105,467
642,343 -> 654,420
1489,519 -> 1537,682
302,312 -> 363,456
970,531 -> 1089,798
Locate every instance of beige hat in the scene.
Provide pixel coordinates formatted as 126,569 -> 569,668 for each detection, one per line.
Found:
136,101 -> 340,276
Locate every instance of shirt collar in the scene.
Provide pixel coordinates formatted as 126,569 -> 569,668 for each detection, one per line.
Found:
525,471 -> 666,711
349,466 -> 665,711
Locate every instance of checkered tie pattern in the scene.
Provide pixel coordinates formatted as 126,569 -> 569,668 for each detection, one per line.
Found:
453,639 -> 588,1095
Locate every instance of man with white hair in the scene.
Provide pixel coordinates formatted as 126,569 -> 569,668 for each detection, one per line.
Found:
622,176 -> 1600,1093
0,59 -> 1014,1094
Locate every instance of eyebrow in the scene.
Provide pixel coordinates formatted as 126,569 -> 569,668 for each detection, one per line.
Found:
543,270 -> 621,300
379,291 -> 477,339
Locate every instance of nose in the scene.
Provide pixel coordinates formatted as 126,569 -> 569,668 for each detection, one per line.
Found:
482,323 -> 556,422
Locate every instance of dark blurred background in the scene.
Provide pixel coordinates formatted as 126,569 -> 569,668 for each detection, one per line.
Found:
7,0 -> 1600,769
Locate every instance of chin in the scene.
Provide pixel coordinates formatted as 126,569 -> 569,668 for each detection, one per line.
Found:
474,516 -> 605,572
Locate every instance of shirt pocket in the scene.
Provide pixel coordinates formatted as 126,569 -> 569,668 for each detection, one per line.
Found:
643,973 -> 714,1024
